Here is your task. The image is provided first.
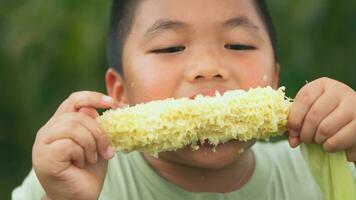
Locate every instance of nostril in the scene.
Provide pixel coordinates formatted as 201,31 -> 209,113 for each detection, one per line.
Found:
194,74 -> 223,80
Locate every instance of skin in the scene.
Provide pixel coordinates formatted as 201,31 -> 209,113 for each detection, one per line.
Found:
116,0 -> 277,192
32,0 -> 356,199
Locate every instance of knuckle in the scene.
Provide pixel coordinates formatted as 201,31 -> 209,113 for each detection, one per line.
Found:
287,113 -> 301,131
68,91 -> 90,101
314,136 -> 324,144
55,139 -> 73,154
66,120 -> 81,131
99,133 -> 111,146
75,111 -> 91,120
324,78 -> 351,92
306,109 -> 320,124
319,77 -> 330,83
300,132 -> 312,143
324,139 -> 339,153
342,96 -> 356,118
48,161 -> 69,178
83,138 -> 95,151
287,121 -> 300,132
68,91 -> 80,99
67,93 -> 78,103
97,127 -> 110,142
68,126 -> 93,146
97,127 -> 106,137
57,112 -> 72,121
298,89 -> 313,105
350,92 -> 356,101
317,122 -> 332,138
339,84 -> 352,93
65,98 -> 75,108
35,127 -> 48,140
340,98 -> 356,115
60,113 -> 84,126
68,112 -> 90,123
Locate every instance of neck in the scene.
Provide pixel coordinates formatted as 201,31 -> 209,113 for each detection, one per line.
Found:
143,149 -> 255,193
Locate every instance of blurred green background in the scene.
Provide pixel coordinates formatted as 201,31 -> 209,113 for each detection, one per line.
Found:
0,0 -> 355,199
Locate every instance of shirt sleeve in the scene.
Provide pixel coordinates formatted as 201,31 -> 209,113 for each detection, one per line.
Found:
12,168 -> 45,200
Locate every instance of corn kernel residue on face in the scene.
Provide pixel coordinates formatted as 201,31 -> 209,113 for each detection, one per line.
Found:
97,87 -> 292,156
262,74 -> 268,82
237,148 -> 245,155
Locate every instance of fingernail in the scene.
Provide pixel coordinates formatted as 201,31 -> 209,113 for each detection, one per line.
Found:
101,95 -> 113,104
106,146 -> 115,159
289,136 -> 300,148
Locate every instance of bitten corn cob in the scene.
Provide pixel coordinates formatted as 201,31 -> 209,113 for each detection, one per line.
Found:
97,86 -> 292,156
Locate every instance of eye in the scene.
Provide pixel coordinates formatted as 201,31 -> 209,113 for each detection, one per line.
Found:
224,44 -> 256,51
151,46 -> 186,54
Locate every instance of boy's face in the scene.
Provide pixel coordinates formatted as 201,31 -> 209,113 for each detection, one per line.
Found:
108,0 -> 278,168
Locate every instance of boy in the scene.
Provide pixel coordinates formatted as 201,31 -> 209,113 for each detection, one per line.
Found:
12,0 -> 356,199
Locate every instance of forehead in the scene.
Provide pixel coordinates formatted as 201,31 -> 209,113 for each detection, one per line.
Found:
132,0 -> 265,33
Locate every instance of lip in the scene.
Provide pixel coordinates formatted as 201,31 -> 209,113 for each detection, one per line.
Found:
189,88 -> 229,99
197,139 -> 216,148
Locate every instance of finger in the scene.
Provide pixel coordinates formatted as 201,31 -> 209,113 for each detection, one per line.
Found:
288,80 -> 325,135
49,139 -> 85,171
44,116 -> 98,164
323,120 -> 356,152
299,92 -> 339,143
43,107 -> 101,132
345,145 -> 356,162
54,91 -> 113,116
65,112 -> 114,159
78,107 -> 99,119
49,112 -> 112,160
74,113 -> 114,160
314,102 -> 354,144
68,140 -> 86,168
288,135 -> 300,148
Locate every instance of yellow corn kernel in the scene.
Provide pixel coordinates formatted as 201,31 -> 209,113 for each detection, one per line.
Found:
97,86 -> 292,156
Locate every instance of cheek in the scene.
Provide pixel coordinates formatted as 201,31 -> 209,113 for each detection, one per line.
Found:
125,56 -> 181,104
229,52 -> 274,89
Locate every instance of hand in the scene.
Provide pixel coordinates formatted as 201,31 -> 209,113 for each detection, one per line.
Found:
32,91 -> 115,200
287,77 -> 356,162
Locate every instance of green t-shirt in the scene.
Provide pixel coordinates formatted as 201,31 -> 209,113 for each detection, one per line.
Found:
13,141 -> 353,200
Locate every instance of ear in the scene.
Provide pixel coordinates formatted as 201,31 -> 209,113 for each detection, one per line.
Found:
272,63 -> 280,89
105,68 -> 128,109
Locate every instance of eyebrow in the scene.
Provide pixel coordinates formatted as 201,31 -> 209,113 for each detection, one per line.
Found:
143,16 -> 259,39
143,19 -> 187,39
223,16 -> 259,30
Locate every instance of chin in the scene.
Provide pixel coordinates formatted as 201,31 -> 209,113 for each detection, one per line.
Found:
160,139 -> 256,169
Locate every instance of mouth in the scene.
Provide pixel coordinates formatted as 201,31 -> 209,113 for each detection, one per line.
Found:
189,88 -> 229,99
196,139 -> 216,148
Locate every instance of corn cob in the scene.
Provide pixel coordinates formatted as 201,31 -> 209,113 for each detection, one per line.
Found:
97,86 -> 292,156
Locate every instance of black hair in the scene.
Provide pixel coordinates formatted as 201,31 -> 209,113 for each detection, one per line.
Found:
107,0 -> 278,74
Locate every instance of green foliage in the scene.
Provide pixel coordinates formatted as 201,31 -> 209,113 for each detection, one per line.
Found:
0,1 -> 110,198
269,0 -> 356,95
0,1 -> 355,199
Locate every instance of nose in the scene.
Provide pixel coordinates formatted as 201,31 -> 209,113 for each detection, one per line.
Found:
184,50 -> 230,82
